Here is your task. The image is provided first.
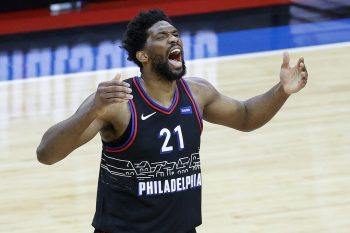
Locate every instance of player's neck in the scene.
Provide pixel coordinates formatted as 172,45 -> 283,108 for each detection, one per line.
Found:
139,72 -> 177,108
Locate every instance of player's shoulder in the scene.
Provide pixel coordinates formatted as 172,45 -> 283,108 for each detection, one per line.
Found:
183,77 -> 217,95
182,77 -> 218,104
183,77 -> 214,92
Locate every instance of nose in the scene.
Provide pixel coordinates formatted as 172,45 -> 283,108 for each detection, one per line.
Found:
168,34 -> 179,44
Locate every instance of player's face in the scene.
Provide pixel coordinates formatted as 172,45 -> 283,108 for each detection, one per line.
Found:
145,20 -> 186,81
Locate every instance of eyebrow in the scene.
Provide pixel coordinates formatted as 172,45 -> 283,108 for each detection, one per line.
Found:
155,29 -> 179,35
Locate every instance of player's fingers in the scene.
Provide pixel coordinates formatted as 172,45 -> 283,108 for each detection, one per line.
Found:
99,80 -> 130,88
300,73 -> 307,85
101,92 -> 133,99
109,80 -> 130,87
302,63 -> 308,74
100,86 -> 132,94
297,58 -> 304,69
300,71 -> 307,78
106,98 -> 129,103
300,79 -> 307,87
112,73 -> 121,81
281,51 -> 290,68
302,66 -> 308,78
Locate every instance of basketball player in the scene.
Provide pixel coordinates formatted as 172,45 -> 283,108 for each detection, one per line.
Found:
36,9 -> 308,233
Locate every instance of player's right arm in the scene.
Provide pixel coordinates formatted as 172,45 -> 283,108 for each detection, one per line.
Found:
36,74 -> 133,165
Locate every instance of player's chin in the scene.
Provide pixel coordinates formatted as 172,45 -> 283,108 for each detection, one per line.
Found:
172,67 -> 185,75
172,68 -> 186,79
169,63 -> 185,75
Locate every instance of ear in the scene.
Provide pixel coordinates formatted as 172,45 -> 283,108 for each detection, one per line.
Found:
136,51 -> 148,63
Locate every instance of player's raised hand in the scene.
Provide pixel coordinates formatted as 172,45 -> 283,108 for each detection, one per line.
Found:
280,52 -> 308,95
92,73 -> 133,115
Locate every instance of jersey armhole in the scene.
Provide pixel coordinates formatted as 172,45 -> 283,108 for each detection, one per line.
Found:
180,79 -> 203,132
103,100 -> 138,153
102,119 -> 132,147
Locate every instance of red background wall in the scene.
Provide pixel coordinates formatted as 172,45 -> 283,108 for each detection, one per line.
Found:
0,0 -> 290,36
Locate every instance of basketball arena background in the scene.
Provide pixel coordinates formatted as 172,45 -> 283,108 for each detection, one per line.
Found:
1,0 -> 349,80
1,1 -> 350,233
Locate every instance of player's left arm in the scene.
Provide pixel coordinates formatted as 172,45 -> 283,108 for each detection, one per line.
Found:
193,52 -> 308,131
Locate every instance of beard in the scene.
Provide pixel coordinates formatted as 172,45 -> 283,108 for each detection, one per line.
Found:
150,54 -> 186,81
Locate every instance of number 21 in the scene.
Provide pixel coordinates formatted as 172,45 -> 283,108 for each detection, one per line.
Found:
158,125 -> 184,154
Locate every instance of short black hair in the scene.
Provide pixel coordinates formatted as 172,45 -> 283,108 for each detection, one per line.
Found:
121,9 -> 172,69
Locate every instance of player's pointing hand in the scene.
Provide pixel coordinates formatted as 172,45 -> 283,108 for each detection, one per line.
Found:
280,52 -> 308,95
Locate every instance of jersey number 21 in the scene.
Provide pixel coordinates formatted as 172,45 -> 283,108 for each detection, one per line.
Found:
158,125 -> 184,154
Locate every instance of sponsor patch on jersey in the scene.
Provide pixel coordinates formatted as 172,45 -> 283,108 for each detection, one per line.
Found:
180,106 -> 192,114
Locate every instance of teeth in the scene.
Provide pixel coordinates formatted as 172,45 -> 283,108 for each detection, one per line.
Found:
170,49 -> 180,54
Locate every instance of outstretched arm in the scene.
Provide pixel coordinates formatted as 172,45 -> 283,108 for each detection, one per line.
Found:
199,52 -> 308,131
36,74 -> 133,165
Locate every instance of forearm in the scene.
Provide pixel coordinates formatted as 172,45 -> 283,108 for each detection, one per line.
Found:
36,101 -> 98,165
242,82 -> 289,131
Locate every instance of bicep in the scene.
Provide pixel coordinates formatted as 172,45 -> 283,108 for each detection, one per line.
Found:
186,77 -> 248,131
202,86 -> 247,130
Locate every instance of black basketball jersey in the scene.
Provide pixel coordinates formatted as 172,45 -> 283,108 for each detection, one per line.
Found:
92,77 -> 203,233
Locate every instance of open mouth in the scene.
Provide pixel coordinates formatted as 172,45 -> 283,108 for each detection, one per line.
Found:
168,48 -> 182,68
